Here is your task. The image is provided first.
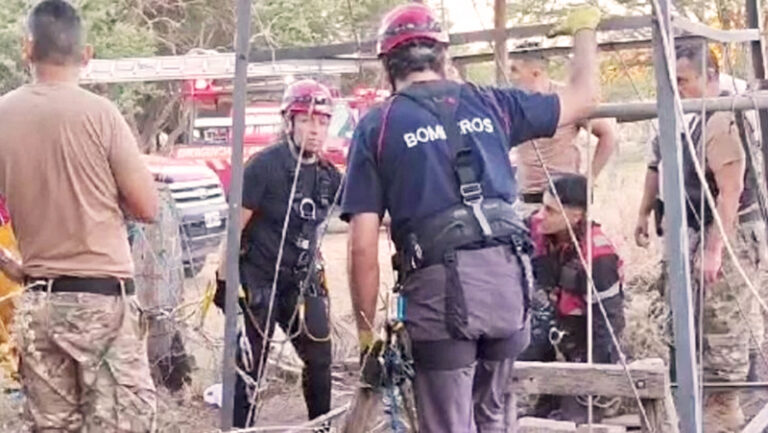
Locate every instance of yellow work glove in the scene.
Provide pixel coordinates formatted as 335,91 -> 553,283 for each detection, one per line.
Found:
358,330 -> 386,388
359,330 -> 375,354
548,6 -> 602,37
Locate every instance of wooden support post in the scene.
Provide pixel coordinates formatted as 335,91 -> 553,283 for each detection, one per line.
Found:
642,368 -> 679,433
342,388 -> 381,433
494,0 -> 508,85
743,401 -> 768,433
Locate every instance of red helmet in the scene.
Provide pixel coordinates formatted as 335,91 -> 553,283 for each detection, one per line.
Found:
280,79 -> 333,118
377,3 -> 449,57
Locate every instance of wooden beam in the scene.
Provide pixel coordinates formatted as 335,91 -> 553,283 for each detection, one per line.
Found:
449,15 -> 652,46
673,16 -> 760,42
453,39 -> 652,65
249,15 -> 652,62
510,359 -> 667,399
743,401 -> 768,433
342,388 -> 381,433
494,0 -> 508,84
519,418 -> 577,433
576,424 -> 626,433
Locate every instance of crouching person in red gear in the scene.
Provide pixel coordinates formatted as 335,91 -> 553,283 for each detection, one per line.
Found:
524,173 -> 625,422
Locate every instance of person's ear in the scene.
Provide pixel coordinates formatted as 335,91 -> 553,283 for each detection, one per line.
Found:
81,44 -> 94,66
21,36 -> 34,66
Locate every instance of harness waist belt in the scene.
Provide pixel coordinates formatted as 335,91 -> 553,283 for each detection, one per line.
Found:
26,277 -> 135,296
521,193 -> 544,204
395,199 -> 529,269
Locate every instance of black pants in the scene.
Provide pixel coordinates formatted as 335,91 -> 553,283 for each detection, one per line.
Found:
233,262 -> 332,427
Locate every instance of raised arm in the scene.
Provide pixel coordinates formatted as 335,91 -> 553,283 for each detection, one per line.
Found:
550,7 -> 602,127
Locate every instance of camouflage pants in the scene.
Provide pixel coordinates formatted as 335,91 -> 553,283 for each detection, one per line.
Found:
688,221 -> 768,382
14,290 -> 156,432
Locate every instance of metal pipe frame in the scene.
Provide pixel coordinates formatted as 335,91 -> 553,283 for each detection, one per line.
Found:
653,0 -> 702,430
593,93 -> 768,122
221,0 -> 252,429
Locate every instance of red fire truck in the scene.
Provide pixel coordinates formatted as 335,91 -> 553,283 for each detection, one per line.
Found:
171,78 -> 385,192
81,53 -> 384,274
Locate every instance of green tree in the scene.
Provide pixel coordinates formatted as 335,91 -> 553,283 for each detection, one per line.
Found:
0,0 -> 405,151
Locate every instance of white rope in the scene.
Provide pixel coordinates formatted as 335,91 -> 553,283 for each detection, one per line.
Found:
585,119 -> 595,429
647,0 -> 768,319
248,132 -> 309,426
464,0 -> 654,427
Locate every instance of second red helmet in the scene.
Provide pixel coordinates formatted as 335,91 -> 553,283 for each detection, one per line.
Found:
280,79 -> 334,118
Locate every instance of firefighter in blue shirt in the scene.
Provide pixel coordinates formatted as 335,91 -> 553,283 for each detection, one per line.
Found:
340,3 -> 603,432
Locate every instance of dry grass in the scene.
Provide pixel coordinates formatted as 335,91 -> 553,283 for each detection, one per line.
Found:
0,122 -> 676,431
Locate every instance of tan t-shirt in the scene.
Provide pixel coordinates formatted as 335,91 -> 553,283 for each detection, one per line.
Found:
0,83 -> 140,279
704,111 -> 744,171
515,83 -> 582,194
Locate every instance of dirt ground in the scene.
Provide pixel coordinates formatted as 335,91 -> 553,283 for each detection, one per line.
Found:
2,121 -> 767,431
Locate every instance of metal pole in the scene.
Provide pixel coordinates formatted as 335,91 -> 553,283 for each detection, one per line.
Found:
585,124 -> 594,429
592,93 -> 768,122
494,0 -> 508,85
652,0 -> 702,431
745,0 -> 768,198
221,0 -> 252,429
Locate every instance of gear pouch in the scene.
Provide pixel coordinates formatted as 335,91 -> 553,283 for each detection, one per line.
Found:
304,294 -> 330,340
445,245 -> 528,340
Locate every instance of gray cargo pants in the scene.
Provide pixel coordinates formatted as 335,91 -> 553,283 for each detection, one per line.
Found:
401,245 -> 530,433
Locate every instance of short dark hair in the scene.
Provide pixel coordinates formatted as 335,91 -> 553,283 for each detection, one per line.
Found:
382,39 -> 447,87
675,41 -> 719,81
27,0 -> 84,65
550,174 -> 588,210
511,41 -> 549,67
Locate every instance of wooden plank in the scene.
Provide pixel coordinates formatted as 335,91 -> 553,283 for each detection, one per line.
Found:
641,399 -> 664,433
672,16 -> 760,43
576,424 -> 626,433
453,39 -> 653,65
450,15 -> 652,46
662,383 -> 680,433
519,417 -> 577,433
603,415 -> 641,428
284,403 -> 351,433
510,359 -> 667,399
249,15 -> 652,61
493,0 -> 508,84
742,401 -> 768,433
341,388 -> 380,433
452,34 -> 706,66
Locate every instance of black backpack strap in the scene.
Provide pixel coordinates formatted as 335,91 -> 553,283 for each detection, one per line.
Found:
397,83 -> 493,237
